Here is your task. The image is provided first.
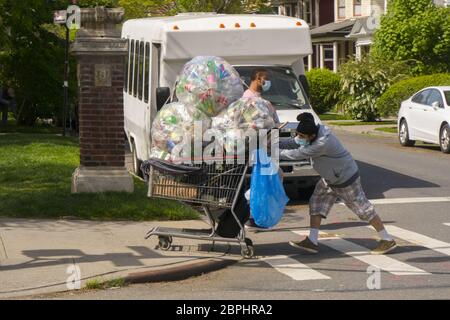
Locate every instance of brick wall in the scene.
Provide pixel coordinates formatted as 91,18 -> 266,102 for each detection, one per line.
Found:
78,55 -> 125,167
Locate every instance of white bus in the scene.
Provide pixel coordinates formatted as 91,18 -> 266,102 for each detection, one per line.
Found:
122,13 -> 320,196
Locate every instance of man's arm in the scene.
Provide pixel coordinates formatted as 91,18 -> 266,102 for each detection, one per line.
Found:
280,139 -> 326,160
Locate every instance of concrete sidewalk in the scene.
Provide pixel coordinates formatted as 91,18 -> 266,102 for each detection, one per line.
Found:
0,218 -> 241,298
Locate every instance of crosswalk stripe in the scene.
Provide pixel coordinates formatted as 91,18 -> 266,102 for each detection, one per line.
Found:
293,231 -> 429,276
384,225 -> 450,257
262,255 -> 330,281
443,223 -> 450,227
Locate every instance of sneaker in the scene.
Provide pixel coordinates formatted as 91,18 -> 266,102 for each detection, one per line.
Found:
289,237 -> 319,254
244,218 -> 264,231
371,239 -> 397,255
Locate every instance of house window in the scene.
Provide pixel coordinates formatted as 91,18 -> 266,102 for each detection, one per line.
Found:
324,46 -> 334,61
353,0 -> 362,16
285,4 -> 292,17
304,0 -> 312,23
338,0 -> 346,19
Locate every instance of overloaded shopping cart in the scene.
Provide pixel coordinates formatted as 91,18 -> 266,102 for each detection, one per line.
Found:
143,156 -> 254,258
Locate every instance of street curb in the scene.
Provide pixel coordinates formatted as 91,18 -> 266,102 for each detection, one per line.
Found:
123,258 -> 238,284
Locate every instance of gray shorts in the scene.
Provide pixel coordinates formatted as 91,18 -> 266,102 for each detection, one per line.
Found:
309,177 -> 377,222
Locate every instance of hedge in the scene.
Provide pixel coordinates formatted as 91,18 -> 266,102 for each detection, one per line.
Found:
306,68 -> 340,114
377,73 -> 450,117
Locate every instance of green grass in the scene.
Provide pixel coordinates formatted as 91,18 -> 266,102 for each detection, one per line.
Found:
375,126 -> 398,134
318,113 -> 352,121
0,133 -> 198,220
328,120 -> 397,126
85,277 -> 127,290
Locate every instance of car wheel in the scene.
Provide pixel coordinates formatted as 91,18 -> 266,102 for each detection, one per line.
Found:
399,120 -> 415,147
132,142 -> 142,177
439,124 -> 450,154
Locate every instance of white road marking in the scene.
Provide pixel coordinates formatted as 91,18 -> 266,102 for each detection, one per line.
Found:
443,223 -> 450,227
262,255 -> 330,281
292,231 -> 429,276
384,225 -> 450,257
338,197 -> 450,206
369,197 -> 450,205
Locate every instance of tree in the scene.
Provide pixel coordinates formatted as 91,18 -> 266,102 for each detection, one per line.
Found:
0,0 -> 78,126
372,0 -> 450,74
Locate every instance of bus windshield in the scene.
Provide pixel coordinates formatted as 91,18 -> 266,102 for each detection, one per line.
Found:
234,66 -> 310,110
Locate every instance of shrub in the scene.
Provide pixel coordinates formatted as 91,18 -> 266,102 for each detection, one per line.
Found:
336,56 -> 412,121
377,73 -> 450,117
306,68 -> 340,114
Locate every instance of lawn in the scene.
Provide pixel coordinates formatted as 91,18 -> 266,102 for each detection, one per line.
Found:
328,120 -> 397,126
318,113 -> 352,121
0,133 -> 198,220
375,126 -> 398,134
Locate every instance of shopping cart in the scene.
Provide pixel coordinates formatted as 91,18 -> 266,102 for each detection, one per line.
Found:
143,157 -> 254,258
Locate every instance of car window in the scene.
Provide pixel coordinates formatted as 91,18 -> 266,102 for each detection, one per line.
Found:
426,89 -> 444,107
412,89 -> 431,105
234,66 -> 310,110
443,91 -> 450,107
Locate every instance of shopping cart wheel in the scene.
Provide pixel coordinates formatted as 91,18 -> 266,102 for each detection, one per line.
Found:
241,238 -> 254,259
157,236 -> 172,251
241,246 -> 254,259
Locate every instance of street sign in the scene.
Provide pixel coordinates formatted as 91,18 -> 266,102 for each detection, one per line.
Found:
53,10 -> 67,25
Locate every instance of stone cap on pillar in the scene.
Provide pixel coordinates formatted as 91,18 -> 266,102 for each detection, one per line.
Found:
71,6 -> 127,56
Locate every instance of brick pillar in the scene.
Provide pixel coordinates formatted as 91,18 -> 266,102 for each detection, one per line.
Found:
71,7 -> 133,193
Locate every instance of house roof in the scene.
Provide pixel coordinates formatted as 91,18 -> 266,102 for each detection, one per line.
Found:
310,19 -> 356,38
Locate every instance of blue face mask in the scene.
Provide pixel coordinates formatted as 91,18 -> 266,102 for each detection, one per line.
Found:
295,136 -> 310,146
262,80 -> 271,92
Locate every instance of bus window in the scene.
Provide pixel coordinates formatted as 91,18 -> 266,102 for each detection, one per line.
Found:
134,40 -> 140,97
138,41 -> 144,100
128,39 -> 134,95
144,43 -> 150,103
124,38 -> 130,93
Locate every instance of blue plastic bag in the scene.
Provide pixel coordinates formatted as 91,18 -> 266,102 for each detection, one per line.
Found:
250,149 -> 289,228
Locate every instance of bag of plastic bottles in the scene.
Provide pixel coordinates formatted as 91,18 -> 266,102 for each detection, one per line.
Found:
212,97 -> 276,130
150,102 -> 210,160
176,56 -> 244,117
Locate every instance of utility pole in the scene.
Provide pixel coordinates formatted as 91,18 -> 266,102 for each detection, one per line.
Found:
63,24 -> 69,137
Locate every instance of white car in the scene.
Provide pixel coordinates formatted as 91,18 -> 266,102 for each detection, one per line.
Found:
398,86 -> 450,153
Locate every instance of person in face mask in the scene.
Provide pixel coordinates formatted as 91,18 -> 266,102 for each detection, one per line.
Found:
279,112 -> 397,255
242,68 -> 279,123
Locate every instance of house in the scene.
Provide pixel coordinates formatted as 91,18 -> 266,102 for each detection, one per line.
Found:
274,0 -> 387,72
274,0 -> 447,72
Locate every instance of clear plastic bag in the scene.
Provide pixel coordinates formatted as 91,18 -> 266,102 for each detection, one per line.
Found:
150,102 -> 210,160
176,56 -> 244,117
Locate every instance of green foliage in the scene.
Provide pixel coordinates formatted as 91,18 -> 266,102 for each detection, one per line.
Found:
306,68 -> 340,114
0,0 -> 77,126
372,0 -> 450,74
116,0 -> 275,20
376,73 -> 450,117
78,0 -> 119,7
336,56 -> 412,121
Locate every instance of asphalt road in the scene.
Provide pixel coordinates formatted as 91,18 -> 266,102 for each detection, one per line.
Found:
45,130 -> 450,300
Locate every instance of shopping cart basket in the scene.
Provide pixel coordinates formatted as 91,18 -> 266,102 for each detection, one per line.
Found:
143,157 -> 254,258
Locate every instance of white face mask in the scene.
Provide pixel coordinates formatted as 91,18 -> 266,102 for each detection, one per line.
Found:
262,80 -> 271,92
295,136 -> 310,146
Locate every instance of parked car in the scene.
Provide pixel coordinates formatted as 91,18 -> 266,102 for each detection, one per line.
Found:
398,86 -> 450,153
